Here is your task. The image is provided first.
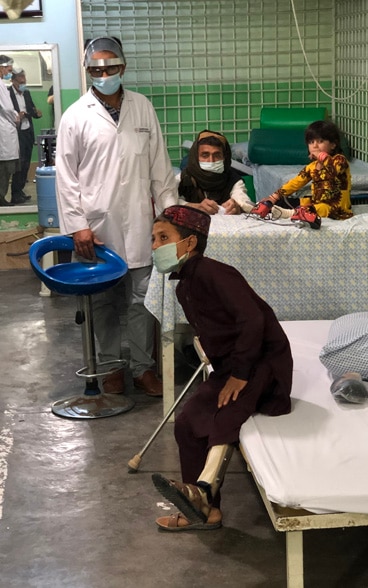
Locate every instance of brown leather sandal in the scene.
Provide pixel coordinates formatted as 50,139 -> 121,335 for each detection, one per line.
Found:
155,512 -> 222,532
152,473 -> 209,524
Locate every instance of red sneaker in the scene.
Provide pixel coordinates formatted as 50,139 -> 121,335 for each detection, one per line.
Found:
291,205 -> 321,230
250,200 -> 273,218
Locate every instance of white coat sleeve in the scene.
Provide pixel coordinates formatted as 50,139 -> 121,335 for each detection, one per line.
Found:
55,114 -> 89,236
0,84 -> 18,125
147,105 -> 179,213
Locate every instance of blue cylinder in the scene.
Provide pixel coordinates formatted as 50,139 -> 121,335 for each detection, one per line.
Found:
36,166 -> 59,228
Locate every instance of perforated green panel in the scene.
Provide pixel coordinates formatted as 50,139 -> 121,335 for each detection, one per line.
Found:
81,0 -> 339,165
334,1 -> 368,161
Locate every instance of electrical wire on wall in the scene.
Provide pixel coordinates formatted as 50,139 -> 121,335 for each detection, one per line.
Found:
290,0 -> 368,103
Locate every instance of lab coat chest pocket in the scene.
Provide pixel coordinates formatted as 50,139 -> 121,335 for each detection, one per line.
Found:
122,129 -> 150,180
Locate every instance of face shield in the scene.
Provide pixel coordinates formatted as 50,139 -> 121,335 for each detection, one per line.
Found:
83,37 -> 126,68
0,55 -> 14,67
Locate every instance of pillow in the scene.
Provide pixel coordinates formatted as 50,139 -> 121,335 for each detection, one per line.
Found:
319,312 -> 368,379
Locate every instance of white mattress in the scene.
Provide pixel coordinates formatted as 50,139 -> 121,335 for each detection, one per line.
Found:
252,158 -> 368,200
239,320 -> 368,514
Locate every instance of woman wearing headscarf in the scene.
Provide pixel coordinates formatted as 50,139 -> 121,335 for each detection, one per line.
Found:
177,130 -> 254,215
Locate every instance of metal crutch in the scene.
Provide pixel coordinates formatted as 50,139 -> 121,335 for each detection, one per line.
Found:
127,336 -> 211,472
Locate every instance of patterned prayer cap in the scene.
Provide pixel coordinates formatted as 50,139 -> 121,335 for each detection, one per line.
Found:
197,129 -> 228,145
162,205 -> 211,236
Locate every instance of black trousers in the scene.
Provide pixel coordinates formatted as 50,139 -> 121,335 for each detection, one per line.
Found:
0,159 -> 18,201
11,127 -> 34,198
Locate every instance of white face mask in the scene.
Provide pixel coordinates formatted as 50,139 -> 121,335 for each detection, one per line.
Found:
152,238 -> 189,274
92,73 -> 121,95
199,160 -> 225,174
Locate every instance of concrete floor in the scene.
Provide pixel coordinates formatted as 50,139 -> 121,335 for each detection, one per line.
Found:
1,269 -> 368,588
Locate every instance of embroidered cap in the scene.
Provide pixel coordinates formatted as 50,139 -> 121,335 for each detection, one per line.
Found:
162,205 -> 211,237
197,129 -> 227,145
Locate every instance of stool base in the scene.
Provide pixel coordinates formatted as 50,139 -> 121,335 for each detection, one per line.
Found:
51,392 -> 135,419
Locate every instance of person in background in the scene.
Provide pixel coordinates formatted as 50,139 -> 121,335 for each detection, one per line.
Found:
151,205 -> 293,530
47,85 -> 54,127
47,85 -> 54,106
8,68 -> 42,204
177,130 -> 255,215
0,54 -> 19,207
56,36 -> 178,398
251,120 -> 352,225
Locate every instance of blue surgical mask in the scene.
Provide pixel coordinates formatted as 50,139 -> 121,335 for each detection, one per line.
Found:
92,73 -> 121,95
199,160 -> 225,174
3,72 -> 12,81
152,239 -> 189,274
18,83 -> 27,92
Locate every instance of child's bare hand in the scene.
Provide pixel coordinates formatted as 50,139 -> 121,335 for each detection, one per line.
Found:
317,151 -> 329,162
218,376 -> 247,408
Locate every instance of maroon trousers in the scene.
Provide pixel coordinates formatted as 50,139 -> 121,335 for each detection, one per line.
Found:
174,363 -> 281,509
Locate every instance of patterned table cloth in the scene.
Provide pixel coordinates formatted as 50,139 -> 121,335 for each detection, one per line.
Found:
145,211 -> 368,334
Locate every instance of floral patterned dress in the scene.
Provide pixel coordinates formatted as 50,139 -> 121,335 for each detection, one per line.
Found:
275,153 -> 353,219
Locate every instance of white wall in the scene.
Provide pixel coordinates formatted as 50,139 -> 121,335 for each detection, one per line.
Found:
0,0 -> 81,92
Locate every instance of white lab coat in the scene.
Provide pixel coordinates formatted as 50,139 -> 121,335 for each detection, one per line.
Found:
56,88 -> 178,268
0,78 -> 19,161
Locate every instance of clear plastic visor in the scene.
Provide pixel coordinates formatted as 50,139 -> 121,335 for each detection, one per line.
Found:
87,58 -> 124,68
84,37 -> 126,67
0,58 -> 13,67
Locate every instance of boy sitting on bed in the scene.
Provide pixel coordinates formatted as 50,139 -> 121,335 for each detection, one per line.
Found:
251,120 -> 353,225
151,205 -> 293,531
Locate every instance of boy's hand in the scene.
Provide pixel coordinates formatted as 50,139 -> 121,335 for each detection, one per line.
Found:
218,376 -> 247,408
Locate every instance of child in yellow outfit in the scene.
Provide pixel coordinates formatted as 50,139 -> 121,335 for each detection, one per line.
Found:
253,120 -> 353,222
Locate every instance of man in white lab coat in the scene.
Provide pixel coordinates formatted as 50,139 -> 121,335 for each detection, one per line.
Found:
56,37 -> 178,397
0,55 -> 19,206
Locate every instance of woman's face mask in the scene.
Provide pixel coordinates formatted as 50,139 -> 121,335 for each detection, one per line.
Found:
92,73 -> 121,95
199,160 -> 224,174
3,72 -> 12,81
152,238 -> 189,274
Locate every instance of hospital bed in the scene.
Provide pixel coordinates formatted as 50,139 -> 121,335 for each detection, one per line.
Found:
239,320 -> 368,588
231,107 -> 368,203
251,158 -> 368,202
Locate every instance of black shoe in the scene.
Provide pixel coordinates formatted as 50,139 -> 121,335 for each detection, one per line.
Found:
0,198 -> 14,206
11,194 -> 27,204
20,191 -> 32,201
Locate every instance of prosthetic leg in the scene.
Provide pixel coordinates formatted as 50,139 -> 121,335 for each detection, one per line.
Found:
152,444 -> 234,524
250,199 -> 321,229
290,205 -> 321,229
196,444 -> 234,503
249,199 -> 273,218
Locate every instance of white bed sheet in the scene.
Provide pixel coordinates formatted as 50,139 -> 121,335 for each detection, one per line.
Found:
252,158 -> 368,200
239,320 -> 368,515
